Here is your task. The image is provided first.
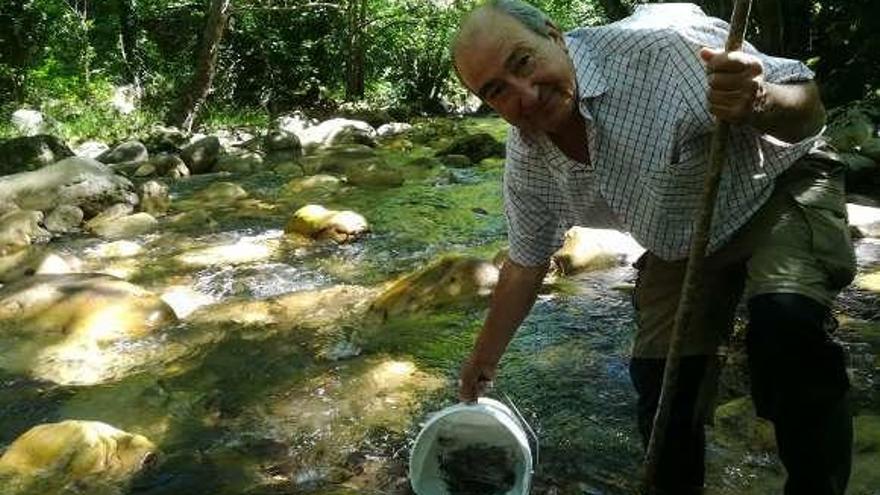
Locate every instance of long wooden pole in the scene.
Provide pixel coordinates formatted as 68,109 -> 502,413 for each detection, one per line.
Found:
642,0 -> 753,491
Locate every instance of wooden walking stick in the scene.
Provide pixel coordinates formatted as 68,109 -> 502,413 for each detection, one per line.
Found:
642,0 -> 753,491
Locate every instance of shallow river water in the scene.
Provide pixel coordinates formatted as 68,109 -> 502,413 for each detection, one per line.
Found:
1,117 -> 878,495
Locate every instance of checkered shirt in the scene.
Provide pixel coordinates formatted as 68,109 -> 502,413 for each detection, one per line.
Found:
504,3 -> 820,266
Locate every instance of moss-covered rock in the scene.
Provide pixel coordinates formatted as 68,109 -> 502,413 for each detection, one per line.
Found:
369,255 -> 499,318
285,204 -> 368,243
826,109 -> 874,152
0,420 -> 156,493
713,396 -> 776,452
0,135 -> 74,175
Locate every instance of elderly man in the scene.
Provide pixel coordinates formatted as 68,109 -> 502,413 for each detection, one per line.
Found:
453,1 -> 855,493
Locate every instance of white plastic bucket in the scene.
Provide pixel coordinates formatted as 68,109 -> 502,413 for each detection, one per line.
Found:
409,397 -> 536,495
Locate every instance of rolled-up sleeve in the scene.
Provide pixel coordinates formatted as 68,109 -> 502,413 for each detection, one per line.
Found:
504,130 -> 565,267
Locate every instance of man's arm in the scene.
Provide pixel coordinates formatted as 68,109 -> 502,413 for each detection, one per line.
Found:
700,48 -> 826,143
458,258 -> 549,402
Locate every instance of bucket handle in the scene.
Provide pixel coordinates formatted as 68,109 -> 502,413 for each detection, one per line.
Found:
497,389 -> 540,473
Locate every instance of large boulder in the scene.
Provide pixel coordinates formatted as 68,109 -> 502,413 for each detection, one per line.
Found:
96,140 -> 148,166
0,273 -> 177,384
74,140 -> 110,159
285,204 -> 368,243
0,210 -> 51,254
0,157 -> 136,217
138,180 -> 170,217
180,136 -> 221,174
10,109 -> 47,136
436,132 -> 505,163
299,118 -> 377,152
0,248 -> 81,283
552,227 -> 645,275
0,420 -> 156,491
0,135 -> 74,175
370,255 -> 499,318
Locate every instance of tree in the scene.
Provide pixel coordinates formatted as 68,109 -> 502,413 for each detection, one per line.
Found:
118,0 -> 142,92
172,0 -> 232,132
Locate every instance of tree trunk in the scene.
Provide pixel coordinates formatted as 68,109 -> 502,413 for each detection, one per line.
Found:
118,0 -> 143,92
597,0 -> 631,21
172,0 -> 232,132
344,0 -> 366,101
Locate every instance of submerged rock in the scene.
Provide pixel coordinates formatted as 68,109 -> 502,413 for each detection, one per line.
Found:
0,157 -> 136,217
0,273 -> 177,384
285,204 -> 368,243
552,227 -> 644,275
138,180 -> 170,217
0,420 -> 156,491
195,181 -> 249,203
370,255 -> 499,318
88,212 -> 158,240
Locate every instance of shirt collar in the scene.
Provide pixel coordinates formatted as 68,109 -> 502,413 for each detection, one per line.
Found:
565,31 -> 607,101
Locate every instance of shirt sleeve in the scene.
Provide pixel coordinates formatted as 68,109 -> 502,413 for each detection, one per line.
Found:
503,129 -> 565,267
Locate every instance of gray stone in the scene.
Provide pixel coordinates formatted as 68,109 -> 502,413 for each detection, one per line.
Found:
299,118 -> 377,152
139,181 -> 170,217
0,157 -> 135,217
86,204 -> 135,231
377,122 -> 413,138
89,213 -> 158,240
143,125 -> 188,153
96,140 -> 148,166
264,130 -> 301,153
134,162 -> 158,177
0,135 -> 74,175
215,151 -> 264,174
74,141 -> 110,159
180,136 -> 221,174
0,210 -> 50,253
11,109 -> 47,136
45,205 -> 84,233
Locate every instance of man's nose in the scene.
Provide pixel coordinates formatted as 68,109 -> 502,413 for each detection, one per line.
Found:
511,79 -> 540,114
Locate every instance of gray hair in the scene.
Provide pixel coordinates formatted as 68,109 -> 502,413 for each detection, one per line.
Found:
485,0 -> 552,37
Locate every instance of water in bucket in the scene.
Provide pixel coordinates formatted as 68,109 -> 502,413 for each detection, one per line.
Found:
409,397 -> 536,495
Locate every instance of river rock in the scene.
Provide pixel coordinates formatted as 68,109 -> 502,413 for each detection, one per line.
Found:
0,248 -> 81,283
96,140 -> 148,166
147,153 -> 189,178
552,227 -> 645,275
139,180 -> 170,216
44,205 -> 84,233
0,157 -> 136,217
0,210 -> 50,254
87,203 -> 134,227
0,135 -> 74,175
167,210 -> 219,232
143,125 -> 188,153
436,132 -> 504,163
714,397 -> 776,451
285,204 -> 368,242
10,109 -> 47,136
88,212 -> 158,240
299,118 -> 377,152
195,181 -> 248,203
370,255 -> 499,318
0,420 -> 156,488
215,151 -> 264,174
264,129 -> 301,153
275,111 -> 317,137
377,122 -> 413,138
180,136 -> 221,174
848,203 -> 880,238
285,174 -> 343,194
0,273 -> 177,384
134,161 -> 158,177
74,140 -> 110,159
344,162 -> 404,188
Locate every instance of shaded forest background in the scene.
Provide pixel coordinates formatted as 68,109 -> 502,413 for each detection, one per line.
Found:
0,0 -> 877,141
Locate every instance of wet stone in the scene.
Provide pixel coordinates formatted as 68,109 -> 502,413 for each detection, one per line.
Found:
439,444 -> 516,495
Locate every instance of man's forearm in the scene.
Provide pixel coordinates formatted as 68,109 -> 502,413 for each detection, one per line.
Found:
470,258 -> 549,366
751,80 -> 826,143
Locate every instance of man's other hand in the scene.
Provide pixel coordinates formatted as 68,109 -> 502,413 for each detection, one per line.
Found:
700,47 -> 767,124
458,356 -> 497,403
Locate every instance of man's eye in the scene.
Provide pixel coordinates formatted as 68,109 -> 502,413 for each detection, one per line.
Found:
518,54 -> 531,67
488,84 -> 506,100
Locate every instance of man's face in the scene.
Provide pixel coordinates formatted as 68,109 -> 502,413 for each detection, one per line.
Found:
455,9 -> 577,135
